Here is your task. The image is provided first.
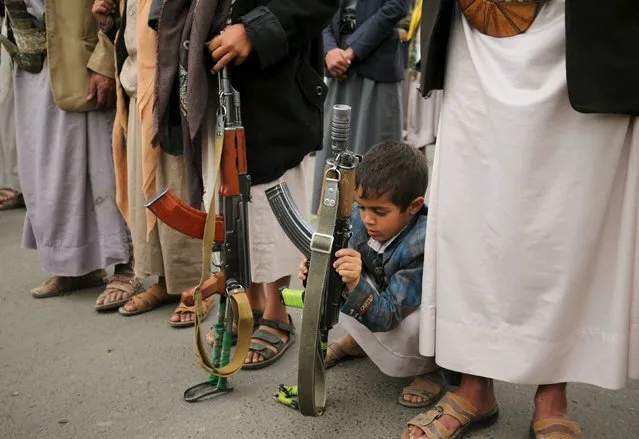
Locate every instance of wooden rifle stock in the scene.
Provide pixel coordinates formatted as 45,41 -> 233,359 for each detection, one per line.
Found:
145,188 -> 224,241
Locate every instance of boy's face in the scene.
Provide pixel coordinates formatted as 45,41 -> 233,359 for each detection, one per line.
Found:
354,187 -> 424,242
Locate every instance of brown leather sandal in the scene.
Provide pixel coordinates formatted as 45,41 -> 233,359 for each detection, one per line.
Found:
402,392 -> 499,439
529,418 -> 583,438
324,335 -> 367,369
95,273 -> 141,312
169,295 -> 215,328
399,370 -> 445,408
31,270 -> 108,298
118,283 -> 177,316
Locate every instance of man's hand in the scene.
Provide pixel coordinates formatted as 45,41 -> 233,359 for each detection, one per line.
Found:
92,0 -> 115,27
343,47 -> 356,63
207,24 -> 253,73
325,48 -> 350,80
298,257 -> 309,281
333,248 -> 362,291
87,72 -> 115,110
398,28 -> 408,42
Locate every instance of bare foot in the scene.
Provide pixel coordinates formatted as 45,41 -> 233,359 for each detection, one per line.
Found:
406,375 -> 497,438
400,371 -> 442,406
170,305 -> 195,325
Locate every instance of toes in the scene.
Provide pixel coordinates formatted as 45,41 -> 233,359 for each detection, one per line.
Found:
253,354 -> 263,364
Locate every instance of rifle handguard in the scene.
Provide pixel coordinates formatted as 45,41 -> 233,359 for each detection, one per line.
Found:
266,183 -> 313,259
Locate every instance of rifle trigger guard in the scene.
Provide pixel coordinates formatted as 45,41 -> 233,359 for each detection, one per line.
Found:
310,233 -> 334,255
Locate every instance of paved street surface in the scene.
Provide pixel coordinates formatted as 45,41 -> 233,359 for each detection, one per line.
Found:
1,151 -> 638,438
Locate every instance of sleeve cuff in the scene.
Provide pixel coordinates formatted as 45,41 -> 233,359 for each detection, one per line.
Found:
86,32 -> 115,78
345,35 -> 366,60
341,279 -> 375,323
241,6 -> 289,69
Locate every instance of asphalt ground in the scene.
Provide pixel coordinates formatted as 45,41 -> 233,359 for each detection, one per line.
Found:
1,151 -> 638,439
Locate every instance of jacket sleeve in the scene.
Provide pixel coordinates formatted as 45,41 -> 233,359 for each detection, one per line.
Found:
87,30 -> 116,78
346,0 -> 411,61
240,0 -> 339,69
342,240 -> 424,332
323,23 -> 339,56
341,251 -> 423,332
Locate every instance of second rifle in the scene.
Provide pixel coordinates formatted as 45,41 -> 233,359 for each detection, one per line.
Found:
266,104 -> 361,416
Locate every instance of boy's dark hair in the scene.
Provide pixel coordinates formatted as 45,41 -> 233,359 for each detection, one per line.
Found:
355,140 -> 429,211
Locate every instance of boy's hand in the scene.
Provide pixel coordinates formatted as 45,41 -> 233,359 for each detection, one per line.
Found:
208,24 -> 253,73
333,248 -> 361,291
298,257 -> 309,281
325,48 -> 349,80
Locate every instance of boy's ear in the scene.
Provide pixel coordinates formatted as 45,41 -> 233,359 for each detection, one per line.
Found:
408,196 -> 425,215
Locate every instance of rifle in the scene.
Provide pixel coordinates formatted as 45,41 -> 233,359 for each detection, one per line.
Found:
145,66 -> 254,402
266,104 -> 360,416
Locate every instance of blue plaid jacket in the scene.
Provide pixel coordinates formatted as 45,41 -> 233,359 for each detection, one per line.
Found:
341,204 -> 427,332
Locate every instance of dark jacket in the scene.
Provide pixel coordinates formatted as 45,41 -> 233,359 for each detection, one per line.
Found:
323,0 -> 411,83
418,0 -> 639,116
229,0 -> 338,186
149,0 -> 338,206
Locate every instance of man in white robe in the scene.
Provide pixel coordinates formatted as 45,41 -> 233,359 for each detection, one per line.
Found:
404,1 -> 639,438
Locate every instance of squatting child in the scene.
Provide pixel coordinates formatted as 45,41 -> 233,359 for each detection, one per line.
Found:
300,140 -> 441,407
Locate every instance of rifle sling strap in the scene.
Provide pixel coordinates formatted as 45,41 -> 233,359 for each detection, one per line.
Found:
297,175 -> 339,416
193,112 -> 253,378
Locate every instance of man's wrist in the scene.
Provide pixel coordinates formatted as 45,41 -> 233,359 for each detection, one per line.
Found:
344,47 -> 355,62
98,16 -> 114,32
345,276 -> 361,291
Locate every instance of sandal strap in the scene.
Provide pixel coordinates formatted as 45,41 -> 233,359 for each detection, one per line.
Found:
401,385 -> 439,402
251,328 -> 285,349
103,274 -> 140,295
532,419 -> 583,438
174,295 -> 214,315
326,339 -> 346,360
406,393 -> 479,435
127,283 -> 168,308
258,314 -> 295,334
248,341 -> 278,360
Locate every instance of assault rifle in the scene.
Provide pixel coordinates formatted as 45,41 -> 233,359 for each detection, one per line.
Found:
266,105 -> 361,416
145,66 -> 254,402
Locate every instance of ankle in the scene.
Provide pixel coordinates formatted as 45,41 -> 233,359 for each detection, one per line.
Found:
534,384 -> 568,420
114,262 -> 134,276
454,375 -> 496,408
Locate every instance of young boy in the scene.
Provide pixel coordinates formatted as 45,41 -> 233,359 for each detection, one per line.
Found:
300,140 -> 442,407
